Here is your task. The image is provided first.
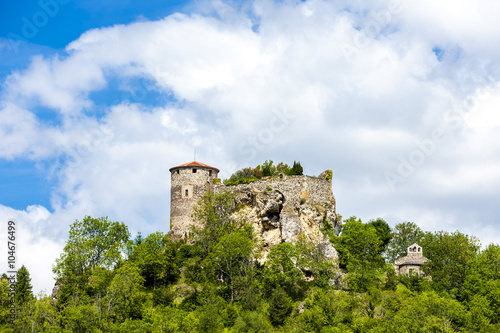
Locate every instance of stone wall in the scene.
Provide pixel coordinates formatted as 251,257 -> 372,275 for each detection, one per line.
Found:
213,171 -> 341,257
170,166 -> 218,239
397,264 -> 425,276
394,244 -> 428,277
168,168 -> 341,261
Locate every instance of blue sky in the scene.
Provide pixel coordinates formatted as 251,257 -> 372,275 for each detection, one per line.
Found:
1,0 -> 500,293
0,0 -> 188,48
0,0 -> 189,211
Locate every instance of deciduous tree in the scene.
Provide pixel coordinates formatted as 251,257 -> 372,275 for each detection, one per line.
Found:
333,217 -> 384,291
385,221 -> 424,262
53,216 -> 130,303
421,230 -> 480,299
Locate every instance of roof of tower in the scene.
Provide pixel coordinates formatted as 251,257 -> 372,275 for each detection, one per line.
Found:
169,161 -> 220,173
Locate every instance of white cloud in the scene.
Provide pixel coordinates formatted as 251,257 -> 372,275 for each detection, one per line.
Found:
0,205 -> 62,294
1,0 -> 500,293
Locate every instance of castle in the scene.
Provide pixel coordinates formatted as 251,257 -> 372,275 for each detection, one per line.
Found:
169,161 -> 220,238
169,161 -> 342,253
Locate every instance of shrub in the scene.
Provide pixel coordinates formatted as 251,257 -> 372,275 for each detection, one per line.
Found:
223,160 -> 303,185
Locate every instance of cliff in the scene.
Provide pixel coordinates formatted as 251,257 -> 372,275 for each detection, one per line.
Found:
213,170 -> 341,259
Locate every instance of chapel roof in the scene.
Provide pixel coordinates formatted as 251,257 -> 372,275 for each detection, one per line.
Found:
394,243 -> 428,266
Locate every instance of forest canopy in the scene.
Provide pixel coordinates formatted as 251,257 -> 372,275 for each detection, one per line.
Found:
1,194 -> 500,332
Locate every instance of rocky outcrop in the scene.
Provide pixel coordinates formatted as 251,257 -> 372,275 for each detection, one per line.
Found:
217,172 -> 341,259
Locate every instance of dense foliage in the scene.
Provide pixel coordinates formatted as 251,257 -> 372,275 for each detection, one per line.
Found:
1,199 -> 499,332
224,160 -> 303,185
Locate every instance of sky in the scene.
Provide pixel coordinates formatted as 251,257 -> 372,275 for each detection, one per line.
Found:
1,0 -> 500,294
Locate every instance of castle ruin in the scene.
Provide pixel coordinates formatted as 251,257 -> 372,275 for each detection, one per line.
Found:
169,161 -> 219,238
168,161 -> 341,255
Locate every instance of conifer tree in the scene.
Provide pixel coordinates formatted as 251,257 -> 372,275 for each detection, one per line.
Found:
289,161 -> 303,175
15,265 -> 33,305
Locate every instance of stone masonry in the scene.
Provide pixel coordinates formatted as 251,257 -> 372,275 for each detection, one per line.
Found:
169,161 -> 219,239
168,161 -> 341,261
394,243 -> 428,276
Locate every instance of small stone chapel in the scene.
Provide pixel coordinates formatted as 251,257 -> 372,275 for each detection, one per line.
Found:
394,243 -> 428,276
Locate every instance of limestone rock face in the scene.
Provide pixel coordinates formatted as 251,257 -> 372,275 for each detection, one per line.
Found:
318,241 -> 339,261
219,173 -> 341,258
280,213 -> 302,241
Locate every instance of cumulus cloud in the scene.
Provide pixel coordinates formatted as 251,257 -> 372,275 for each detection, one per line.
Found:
0,205 -> 62,294
1,0 -> 500,292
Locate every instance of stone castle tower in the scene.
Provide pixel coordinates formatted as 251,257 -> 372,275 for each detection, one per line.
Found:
169,161 -> 219,238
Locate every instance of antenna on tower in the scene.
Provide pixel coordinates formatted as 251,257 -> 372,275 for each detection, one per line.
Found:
194,149 -> 196,161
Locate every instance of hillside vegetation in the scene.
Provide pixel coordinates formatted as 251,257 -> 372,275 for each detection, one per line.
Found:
1,192 -> 500,332
224,160 -> 303,185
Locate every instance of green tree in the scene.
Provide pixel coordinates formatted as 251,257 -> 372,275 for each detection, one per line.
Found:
15,265 -> 33,306
87,266 -> 113,322
383,264 -> 398,291
212,226 -> 256,302
61,303 -> 101,333
333,217 -> 384,291
188,191 -> 260,303
467,294 -> 498,330
194,292 -> 225,333
368,218 -> 392,252
384,221 -> 424,262
296,236 -> 338,288
263,242 -> 305,299
268,288 -> 293,327
224,160 -> 300,185
462,244 -> 500,312
106,262 -> 146,320
477,243 -> 500,281
296,288 -> 357,332
288,161 -> 303,175
192,191 -> 238,254
384,291 -> 468,332
398,271 -> 431,293
479,280 -> 500,325
261,160 -> 275,177
421,230 -> 480,299
54,216 -> 130,298
276,162 -> 291,174
13,292 -> 63,332
128,231 -> 180,289
0,275 -> 11,326
233,310 -> 273,332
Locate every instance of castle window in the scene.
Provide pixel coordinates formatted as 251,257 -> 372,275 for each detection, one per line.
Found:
185,189 -> 189,197
193,168 -> 197,173
176,170 -> 179,174
209,170 -> 212,176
